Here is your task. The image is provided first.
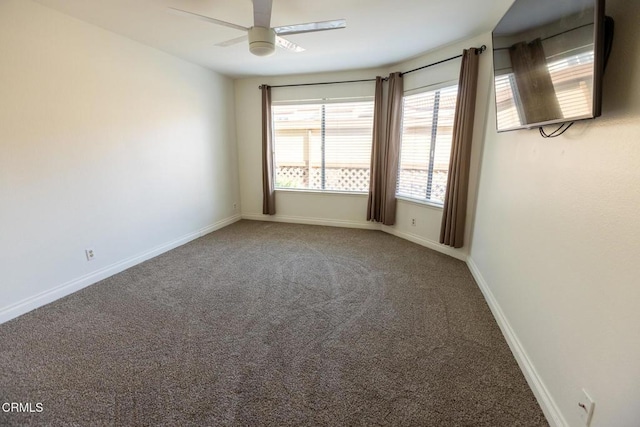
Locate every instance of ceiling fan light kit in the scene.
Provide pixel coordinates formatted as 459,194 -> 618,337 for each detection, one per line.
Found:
248,27 -> 276,56
169,0 -> 346,57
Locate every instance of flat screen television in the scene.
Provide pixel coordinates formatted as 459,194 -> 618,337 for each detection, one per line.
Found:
492,0 -> 612,132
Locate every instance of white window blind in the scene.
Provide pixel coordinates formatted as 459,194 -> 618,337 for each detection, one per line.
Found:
396,84 -> 458,204
272,100 -> 374,192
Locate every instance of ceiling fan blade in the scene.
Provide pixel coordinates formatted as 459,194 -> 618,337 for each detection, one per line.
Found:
216,35 -> 249,47
168,7 -> 248,32
274,19 -> 346,36
252,0 -> 272,28
276,36 -> 305,53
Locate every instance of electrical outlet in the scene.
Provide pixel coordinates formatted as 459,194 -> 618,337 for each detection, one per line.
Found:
411,218 -> 416,226
577,389 -> 595,426
85,248 -> 95,261
233,202 -> 237,211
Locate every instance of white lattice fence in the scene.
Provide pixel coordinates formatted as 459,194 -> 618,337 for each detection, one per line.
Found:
276,166 -> 308,188
276,166 -> 448,201
397,169 -> 448,203
276,166 -> 370,192
431,170 -> 448,202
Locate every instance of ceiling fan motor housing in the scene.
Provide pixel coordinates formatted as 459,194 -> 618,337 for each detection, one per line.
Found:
248,27 -> 276,56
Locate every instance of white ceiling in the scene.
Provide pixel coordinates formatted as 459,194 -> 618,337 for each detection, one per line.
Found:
33,0 -> 515,78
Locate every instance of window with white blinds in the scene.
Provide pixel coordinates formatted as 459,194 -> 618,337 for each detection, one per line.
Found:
396,84 -> 458,205
272,100 -> 374,192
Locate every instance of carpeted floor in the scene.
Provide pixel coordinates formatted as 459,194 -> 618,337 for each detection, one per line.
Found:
0,220 -> 548,426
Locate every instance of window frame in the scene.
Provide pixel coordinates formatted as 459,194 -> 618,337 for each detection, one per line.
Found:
271,96 -> 375,194
396,80 -> 459,208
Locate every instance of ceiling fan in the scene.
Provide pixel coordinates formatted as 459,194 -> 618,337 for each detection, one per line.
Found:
168,0 -> 346,57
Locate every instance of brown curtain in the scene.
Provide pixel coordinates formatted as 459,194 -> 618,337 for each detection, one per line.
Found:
261,85 -> 276,215
440,49 -> 480,248
367,77 -> 384,222
367,72 -> 403,225
509,38 -> 562,125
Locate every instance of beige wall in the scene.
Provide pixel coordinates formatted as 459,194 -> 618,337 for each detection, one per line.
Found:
0,0 -> 240,322
469,0 -> 640,426
235,34 -> 491,260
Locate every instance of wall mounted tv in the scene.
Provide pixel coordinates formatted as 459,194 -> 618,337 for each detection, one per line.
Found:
492,0 -> 613,132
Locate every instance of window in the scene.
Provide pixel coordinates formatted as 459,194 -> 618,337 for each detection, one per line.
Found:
272,100 -> 374,193
396,84 -> 458,205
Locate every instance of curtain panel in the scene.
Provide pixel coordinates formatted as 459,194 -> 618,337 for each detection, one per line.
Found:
367,77 -> 384,222
367,72 -> 403,225
261,85 -> 276,215
440,49 -> 480,248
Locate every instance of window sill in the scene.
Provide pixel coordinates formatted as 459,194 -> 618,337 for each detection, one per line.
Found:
275,188 -> 369,197
396,195 -> 444,210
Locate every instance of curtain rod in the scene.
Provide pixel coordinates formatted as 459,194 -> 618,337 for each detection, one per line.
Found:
259,78 -> 377,90
258,45 -> 486,90
401,45 -> 486,76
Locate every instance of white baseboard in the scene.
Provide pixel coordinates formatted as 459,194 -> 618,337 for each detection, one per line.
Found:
241,214 -> 466,261
382,227 -> 467,261
466,257 -> 567,427
241,213 -> 379,230
0,214 -> 241,325
197,214 -> 241,236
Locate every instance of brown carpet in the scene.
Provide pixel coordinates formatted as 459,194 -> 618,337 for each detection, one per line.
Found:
0,220 -> 548,426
